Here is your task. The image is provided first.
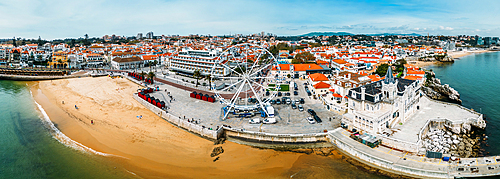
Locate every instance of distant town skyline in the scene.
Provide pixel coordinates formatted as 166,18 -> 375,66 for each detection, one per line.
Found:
1,0 -> 500,40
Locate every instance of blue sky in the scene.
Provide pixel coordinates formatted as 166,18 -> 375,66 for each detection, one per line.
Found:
1,0 -> 499,39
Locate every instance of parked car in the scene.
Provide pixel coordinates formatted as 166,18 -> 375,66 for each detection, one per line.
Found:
285,92 -> 290,96
291,103 -> 297,109
286,98 -> 291,105
266,91 -> 270,96
294,86 -> 298,90
313,115 -> 322,123
263,117 -> 277,124
281,97 -> 286,104
298,105 -> 304,111
300,98 -> 305,104
295,99 -> 300,104
271,99 -> 276,104
249,118 -> 261,124
278,92 -> 282,96
306,117 -> 315,124
276,100 -> 281,105
294,91 -> 298,95
307,109 -> 316,116
307,91 -> 312,96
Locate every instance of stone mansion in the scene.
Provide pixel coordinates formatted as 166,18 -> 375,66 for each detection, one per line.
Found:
342,67 -> 422,134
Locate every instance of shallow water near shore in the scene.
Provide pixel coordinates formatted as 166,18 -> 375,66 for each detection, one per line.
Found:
427,51 -> 500,155
0,80 -> 133,178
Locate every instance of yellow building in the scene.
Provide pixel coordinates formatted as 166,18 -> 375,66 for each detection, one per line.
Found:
49,52 -> 69,68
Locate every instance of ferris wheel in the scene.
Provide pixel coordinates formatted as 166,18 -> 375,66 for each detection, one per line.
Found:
210,43 -> 281,120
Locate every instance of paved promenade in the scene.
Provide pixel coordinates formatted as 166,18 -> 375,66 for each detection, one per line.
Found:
329,128 -> 500,178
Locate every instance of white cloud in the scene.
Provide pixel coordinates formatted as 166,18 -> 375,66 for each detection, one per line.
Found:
439,26 -> 454,30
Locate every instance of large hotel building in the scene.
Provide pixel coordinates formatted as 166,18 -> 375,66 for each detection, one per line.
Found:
170,50 -> 229,76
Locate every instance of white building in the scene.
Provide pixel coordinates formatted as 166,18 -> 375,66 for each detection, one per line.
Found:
111,56 -> 144,70
342,68 -> 421,134
169,49 -> 227,76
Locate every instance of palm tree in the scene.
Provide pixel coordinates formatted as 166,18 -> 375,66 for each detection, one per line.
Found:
148,61 -> 153,72
193,69 -> 201,87
204,74 -> 212,89
147,71 -> 155,80
153,60 -> 158,72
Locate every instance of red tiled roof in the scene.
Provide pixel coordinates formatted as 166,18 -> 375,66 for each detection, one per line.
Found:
309,73 -> 329,81
404,75 -> 422,80
313,81 -> 331,89
406,69 -> 425,75
333,93 -> 342,98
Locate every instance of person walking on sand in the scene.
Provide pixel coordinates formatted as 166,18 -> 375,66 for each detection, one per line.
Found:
75,105 -> 78,109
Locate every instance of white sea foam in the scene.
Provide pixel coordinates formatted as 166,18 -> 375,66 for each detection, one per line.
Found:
30,90 -> 125,158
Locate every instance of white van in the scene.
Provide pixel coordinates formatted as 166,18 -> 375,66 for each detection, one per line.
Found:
266,106 -> 275,117
263,117 -> 276,124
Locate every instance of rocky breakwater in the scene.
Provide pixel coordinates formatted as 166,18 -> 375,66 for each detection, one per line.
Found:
422,128 -> 488,158
422,71 -> 462,104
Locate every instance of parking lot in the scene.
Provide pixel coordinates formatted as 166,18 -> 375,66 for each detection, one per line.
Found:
147,75 -> 341,135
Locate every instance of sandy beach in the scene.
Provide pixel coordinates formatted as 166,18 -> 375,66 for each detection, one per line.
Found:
448,50 -> 491,59
29,76 -> 371,178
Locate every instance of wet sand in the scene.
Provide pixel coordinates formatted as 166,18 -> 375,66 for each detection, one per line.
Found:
30,77 -> 382,178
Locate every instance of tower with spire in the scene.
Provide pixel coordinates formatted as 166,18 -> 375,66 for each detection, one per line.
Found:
382,66 -> 397,102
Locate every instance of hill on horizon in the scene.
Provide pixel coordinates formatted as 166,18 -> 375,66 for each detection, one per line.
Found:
298,32 -> 421,37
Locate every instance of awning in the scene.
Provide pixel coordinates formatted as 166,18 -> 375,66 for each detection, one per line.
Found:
329,89 -> 335,93
333,93 -> 342,98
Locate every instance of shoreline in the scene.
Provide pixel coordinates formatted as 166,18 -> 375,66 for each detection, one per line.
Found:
29,76 -> 372,179
448,49 -> 492,59
409,50 -> 495,69
27,74 -> 496,178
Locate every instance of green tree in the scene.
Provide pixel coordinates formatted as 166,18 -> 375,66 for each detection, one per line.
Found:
393,59 -> 407,73
153,60 -> 158,71
147,71 -> 155,80
294,52 -> 315,63
374,64 -> 390,77
193,69 -> 201,87
148,61 -> 153,72
204,74 -> 212,89
12,37 -> 17,47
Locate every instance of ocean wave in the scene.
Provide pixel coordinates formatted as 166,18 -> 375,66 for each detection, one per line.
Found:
30,90 -> 125,159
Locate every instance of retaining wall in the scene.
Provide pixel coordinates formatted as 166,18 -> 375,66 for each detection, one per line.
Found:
133,94 -> 220,140
378,135 -> 419,153
224,128 -> 328,143
328,129 -> 450,178
0,74 -> 88,81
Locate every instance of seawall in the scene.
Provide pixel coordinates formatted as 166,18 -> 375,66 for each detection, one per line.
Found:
133,93 -> 329,144
133,94 -> 223,140
0,74 -> 89,81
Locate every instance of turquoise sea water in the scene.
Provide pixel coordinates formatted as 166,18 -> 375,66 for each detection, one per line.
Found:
0,81 -> 132,179
427,51 -> 500,155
